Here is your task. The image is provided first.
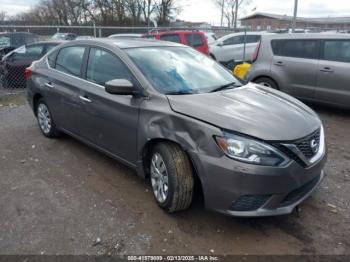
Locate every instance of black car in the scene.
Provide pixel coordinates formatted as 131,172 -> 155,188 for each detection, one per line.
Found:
0,41 -> 62,88
50,33 -> 77,41
0,32 -> 39,60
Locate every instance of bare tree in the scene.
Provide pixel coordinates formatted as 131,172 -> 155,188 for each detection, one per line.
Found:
214,0 -> 250,28
0,11 -> 6,22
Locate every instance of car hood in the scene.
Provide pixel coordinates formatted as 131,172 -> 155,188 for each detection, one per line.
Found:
167,83 -> 321,141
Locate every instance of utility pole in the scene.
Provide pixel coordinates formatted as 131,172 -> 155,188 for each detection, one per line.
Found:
220,0 -> 224,27
292,0 -> 298,33
234,0 -> 238,30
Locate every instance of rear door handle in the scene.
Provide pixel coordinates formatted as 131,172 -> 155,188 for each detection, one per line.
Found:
79,95 -> 92,103
320,67 -> 333,73
274,61 -> 285,66
45,82 -> 53,88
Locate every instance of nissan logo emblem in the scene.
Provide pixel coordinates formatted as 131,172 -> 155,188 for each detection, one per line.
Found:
310,139 -> 319,153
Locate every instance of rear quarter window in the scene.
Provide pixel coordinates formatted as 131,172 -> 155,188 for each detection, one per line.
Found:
271,39 -> 318,59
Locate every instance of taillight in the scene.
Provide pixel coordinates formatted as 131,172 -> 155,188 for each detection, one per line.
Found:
252,41 -> 261,63
25,67 -> 32,81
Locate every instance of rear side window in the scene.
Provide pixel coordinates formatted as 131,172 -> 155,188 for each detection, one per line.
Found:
55,46 -> 85,77
86,47 -> 133,85
245,35 -> 261,44
322,40 -> 350,63
271,39 -> 318,59
186,34 -> 204,47
45,44 -> 58,54
160,34 -> 181,43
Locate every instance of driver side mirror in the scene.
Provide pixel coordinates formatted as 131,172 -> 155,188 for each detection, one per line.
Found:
105,79 -> 136,95
217,42 -> 224,47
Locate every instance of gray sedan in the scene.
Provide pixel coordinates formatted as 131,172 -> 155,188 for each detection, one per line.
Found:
26,38 -> 326,217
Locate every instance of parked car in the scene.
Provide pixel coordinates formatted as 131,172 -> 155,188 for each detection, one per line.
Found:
142,30 -> 209,55
204,32 -> 217,45
209,32 -> 267,62
51,33 -> 77,41
0,32 -> 39,60
26,38 -> 326,217
108,33 -> 142,38
76,35 -> 95,40
0,41 -> 62,88
245,34 -> 350,109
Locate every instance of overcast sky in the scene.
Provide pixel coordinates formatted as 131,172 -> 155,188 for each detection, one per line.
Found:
1,0 -> 349,25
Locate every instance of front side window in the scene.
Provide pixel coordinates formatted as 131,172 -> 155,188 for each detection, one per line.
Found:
271,39 -> 317,59
55,46 -> 85,77
323,40 -> 350,63
186,34 -> 204,47
87,47 -> 133,85
126,46 -> 239,94
223,35 -> 244,46
160,34 -> 181,43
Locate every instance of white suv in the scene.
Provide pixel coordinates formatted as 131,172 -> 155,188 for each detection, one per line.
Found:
209,32 -> 265,62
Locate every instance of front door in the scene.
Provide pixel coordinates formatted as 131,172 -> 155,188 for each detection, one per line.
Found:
316,39 -> 350,107
79,47 -> 140,164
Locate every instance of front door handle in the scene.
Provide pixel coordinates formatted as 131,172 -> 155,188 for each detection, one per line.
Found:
79,95 -> 92,103
274,61 -> 285,66
45,82 -> 53,88
320,67 -> 334,73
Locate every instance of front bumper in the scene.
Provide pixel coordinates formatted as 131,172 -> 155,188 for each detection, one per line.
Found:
190,150 -> 327,217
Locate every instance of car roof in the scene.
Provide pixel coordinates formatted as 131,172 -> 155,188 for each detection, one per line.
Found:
30,40 -> 66,45
72,37 -> 185,49
0,32 -> 37,36
262,33 -> 350,40
146,30 -> 204,35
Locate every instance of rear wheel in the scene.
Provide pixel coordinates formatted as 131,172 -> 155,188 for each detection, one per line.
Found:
36,98 -> 61,138
150,142 -> 194,213
254,77 -> 278,90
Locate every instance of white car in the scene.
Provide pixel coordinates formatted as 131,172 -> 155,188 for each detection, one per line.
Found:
209,32 -> 266,62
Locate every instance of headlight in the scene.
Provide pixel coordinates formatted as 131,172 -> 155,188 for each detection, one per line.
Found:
214,133 -> 289,166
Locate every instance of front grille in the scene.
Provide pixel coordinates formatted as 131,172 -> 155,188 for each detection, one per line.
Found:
274,129 -> 321,167
230,195 -> 270,211
278,175 -> 320,207
295,129 -> 320,158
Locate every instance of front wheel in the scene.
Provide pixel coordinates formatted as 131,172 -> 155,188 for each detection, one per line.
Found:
150,142 -> 194,213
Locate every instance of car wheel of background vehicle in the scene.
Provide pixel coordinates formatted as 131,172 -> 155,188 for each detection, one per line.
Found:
150,142 -> 194,213
36,98 -> 60,138
254,77 -> 279,90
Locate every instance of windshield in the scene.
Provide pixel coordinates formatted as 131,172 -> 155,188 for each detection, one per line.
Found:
126,47 -> 240,94
0,36 -> 11,47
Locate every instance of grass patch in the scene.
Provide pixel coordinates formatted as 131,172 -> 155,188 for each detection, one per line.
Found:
0,93 -> 27,107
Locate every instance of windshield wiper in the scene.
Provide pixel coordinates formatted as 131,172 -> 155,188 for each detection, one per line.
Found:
210,82 -> 240,93
166,90 -> 195,95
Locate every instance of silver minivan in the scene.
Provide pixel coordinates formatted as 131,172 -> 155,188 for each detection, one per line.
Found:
245,34 -> 350,109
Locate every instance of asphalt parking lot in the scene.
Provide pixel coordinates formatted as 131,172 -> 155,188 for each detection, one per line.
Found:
0,90 -> 349,255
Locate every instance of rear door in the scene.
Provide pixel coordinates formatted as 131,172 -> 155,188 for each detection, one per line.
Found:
315,39 -> 350,107
45,45 -> 88,135
270,39 -> 319,99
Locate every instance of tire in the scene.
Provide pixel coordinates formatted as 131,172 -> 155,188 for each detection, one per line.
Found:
150,142 -> 194,213
36,98 -> 60,138
254,77 -> 279,90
